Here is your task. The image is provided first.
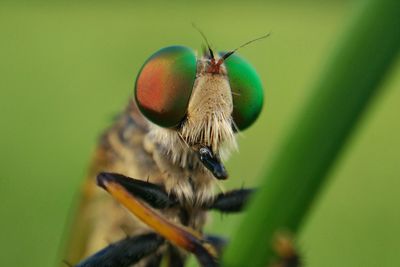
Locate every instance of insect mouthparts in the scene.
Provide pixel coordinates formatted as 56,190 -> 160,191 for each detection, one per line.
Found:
198,146 -> 228,180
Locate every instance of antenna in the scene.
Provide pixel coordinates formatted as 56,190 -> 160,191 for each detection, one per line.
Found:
192,23 -> 215,60
221,33 -> 271,61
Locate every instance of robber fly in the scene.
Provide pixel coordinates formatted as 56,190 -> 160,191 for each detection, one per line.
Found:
63,33 -> 271,267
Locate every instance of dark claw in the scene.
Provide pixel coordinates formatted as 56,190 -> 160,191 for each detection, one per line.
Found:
198,147 -> 228,180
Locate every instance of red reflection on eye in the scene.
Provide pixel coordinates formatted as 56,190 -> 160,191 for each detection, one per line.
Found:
136,58 -> 169,113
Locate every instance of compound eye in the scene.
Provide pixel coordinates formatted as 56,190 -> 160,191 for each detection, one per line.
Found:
221,52 -> 264,130
135,46 -> 197,128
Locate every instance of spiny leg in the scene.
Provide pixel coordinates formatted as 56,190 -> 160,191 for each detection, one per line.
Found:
98,172 -> 177,209
97,174 -> 255,214
74,233 -> 164,267
97,172 -> 219,267
206,188 -> 255,213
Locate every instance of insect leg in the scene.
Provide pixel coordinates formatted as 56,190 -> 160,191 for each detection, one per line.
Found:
97,172 -> 219,267
98,172 -> 177,209
206,188 -> 255,213
74,233 -> 164,267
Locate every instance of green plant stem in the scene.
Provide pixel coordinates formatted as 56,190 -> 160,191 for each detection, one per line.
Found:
222,0 -> 400,266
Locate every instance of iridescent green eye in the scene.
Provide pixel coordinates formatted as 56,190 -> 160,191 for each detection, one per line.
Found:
135,46 -> 197,128
221,52 -> 264,130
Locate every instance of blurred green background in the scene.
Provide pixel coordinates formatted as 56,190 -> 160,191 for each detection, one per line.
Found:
0,1 -> 399,267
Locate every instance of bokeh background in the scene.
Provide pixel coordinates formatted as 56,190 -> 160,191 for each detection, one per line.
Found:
0,1 -> 399,267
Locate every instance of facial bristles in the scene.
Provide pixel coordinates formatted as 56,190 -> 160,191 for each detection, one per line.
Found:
180,110 -> 238,160
148,113 -> 237,169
